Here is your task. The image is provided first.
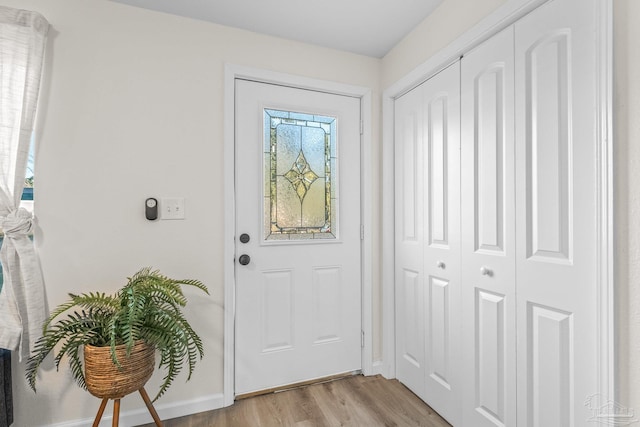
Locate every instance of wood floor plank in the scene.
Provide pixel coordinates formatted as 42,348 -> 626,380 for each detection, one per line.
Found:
136,375 -> 452,427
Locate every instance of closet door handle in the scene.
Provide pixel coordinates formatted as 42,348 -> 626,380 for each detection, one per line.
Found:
436,261 -> 446,269
480,266 -> 493,277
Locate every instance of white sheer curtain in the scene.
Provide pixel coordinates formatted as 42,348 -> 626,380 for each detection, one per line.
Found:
0,6 -> 49,360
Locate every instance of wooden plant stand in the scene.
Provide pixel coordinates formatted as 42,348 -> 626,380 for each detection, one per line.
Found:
92,387 -> 162,427
85,342 -> 160,427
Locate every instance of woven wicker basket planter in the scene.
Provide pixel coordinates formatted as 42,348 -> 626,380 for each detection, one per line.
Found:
84,341 -> 155,399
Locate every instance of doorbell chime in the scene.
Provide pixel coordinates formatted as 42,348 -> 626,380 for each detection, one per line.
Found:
145,197 -> 158,221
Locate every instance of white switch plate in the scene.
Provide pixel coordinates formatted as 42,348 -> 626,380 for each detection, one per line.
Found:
161,198 -> 185,220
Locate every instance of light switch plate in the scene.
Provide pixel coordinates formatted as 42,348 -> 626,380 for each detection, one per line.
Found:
161,198 -> 185,220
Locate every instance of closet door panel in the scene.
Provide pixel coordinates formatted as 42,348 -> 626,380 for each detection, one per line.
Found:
461,26 -> 516,427
395,86 -> 426,400
515,0 -> 598,425
475,65 -> 504,253
422,62 -> 461,427
525,32 -> 572,261
428,276 -> 451,387
395,62 -> 461,426
427,95 -> 449,245
475,289 -> 507,423
527,303 -> 573,427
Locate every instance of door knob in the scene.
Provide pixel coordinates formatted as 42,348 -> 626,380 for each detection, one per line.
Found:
480,266 -> 493,277
239,233 -> 250,243
436,261 -> 446,269
239,254 -> 251,265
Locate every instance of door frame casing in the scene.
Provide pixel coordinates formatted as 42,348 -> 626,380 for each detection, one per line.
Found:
382,0 -> 614,403
223,64 -> 373,406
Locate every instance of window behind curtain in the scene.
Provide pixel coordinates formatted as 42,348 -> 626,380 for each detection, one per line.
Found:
0,137 -> 35,287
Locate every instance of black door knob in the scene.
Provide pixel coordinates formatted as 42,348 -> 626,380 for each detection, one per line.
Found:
238,254 -> 251,265
239,233 -> 250,243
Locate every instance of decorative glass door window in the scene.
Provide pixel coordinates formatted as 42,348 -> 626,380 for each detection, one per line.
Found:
264,109 -> 337,241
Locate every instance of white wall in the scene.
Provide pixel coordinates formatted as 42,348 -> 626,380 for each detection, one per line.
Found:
1,0 -> 380,425
614,0 -> 640,414
381,0 -> 505,88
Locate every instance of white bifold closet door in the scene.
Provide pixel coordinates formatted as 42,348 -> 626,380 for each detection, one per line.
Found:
394,62 -> 461,427
514,0 -> 599,425
396,0 -> 601,425
460,26 -> 517,427
460,0 -> 599,426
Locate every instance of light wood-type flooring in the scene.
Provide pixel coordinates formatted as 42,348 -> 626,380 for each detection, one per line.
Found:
137,375 -> 452,427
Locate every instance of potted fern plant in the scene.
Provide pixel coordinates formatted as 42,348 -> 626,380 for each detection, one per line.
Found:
25,267 -> 209,406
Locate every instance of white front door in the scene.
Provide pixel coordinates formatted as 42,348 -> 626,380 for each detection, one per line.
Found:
234,79 -> 362,396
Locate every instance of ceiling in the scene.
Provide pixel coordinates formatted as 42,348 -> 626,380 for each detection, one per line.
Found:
110,0 -> 444,58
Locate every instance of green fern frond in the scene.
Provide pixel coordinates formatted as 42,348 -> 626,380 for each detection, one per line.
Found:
154,344 -> 184,402
44,293 -> 118,330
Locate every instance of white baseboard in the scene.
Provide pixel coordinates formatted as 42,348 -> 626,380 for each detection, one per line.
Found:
370,360 -> 391,378
47,393 -> 225,427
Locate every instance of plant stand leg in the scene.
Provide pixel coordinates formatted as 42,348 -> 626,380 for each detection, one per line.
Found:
92,398 -> 109,427
139,387 -> 163,426
112,398 -> 120,427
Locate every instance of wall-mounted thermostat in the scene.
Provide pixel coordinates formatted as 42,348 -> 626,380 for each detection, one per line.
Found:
145,197 -> 158,221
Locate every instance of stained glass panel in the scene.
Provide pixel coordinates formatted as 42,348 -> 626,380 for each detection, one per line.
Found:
264,109 -> 337,241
